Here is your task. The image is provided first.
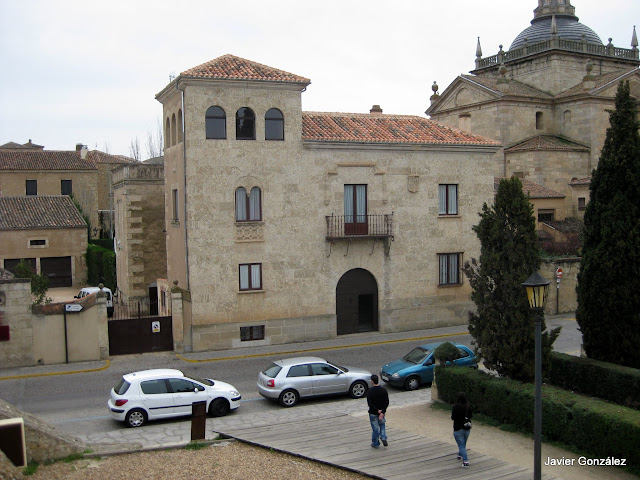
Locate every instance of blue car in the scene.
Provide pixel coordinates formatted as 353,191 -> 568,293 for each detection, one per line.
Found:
380,342 -> 477,390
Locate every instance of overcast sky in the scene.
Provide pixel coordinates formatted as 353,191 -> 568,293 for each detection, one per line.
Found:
1,0 -> 638,158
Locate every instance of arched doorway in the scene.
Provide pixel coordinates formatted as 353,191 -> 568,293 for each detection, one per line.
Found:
336,268 -> 378,335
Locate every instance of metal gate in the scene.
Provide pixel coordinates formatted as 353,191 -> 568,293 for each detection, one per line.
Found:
108,299 -> 173,355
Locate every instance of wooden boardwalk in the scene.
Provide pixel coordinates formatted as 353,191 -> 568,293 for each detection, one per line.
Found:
217,414 -> 555,480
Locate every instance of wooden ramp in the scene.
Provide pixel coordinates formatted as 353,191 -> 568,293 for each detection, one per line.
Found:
217,414 -> 555,480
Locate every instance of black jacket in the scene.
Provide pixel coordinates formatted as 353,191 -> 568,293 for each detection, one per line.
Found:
451,403 -> 472,431
366,385 -> 389,415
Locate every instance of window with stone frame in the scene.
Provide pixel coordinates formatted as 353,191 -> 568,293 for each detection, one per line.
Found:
438,253 -> 462,286
235,187 -> 262,221
265,108 -> 284,140
26,179 -> 37,196
438,184 -> 458,215
239,263 -> 262,291
206,106 -> 226,139
236,107 -> 256,140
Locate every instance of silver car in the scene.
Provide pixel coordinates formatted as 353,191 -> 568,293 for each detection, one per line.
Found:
257,356 -> 372,407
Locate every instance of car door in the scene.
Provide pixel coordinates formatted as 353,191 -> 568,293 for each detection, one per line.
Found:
138,379 -> 175,419
167,378 -> 205,416
285,364 -> 314,398
310,362 -> 348,396
420,356 -> 436,383
452,347 -> 474,367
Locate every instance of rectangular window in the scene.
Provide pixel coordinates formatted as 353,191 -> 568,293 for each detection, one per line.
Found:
29,239 -> 46,247
578,197 -> 586,211
172,189 -> 179,222
239,263 -> 262,291
61,180 -> 72,196
439,253 -> 461,286
538,209 -> 555,223
26,180 -> 37,196
240,325 -> 265,341
438,184 -> 458,215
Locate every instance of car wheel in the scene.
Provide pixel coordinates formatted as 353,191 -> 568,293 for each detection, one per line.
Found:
349,380 -> 368,399
209,398 -> 230,417
278,389 -> 299,407
405,376 -> 420,391
125,408 -> 147,428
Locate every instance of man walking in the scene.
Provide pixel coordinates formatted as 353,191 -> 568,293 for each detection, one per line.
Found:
366,374 -> 389,448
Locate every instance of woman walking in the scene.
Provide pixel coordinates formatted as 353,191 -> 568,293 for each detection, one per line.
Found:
451,391 -> 472,468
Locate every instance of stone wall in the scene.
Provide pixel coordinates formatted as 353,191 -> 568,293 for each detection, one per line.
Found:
0,279 -> 33,368
0,398 -> 85,464
541,257 -> 579,315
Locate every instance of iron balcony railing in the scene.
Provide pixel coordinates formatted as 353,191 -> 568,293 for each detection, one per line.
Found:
325,214 -> 393,240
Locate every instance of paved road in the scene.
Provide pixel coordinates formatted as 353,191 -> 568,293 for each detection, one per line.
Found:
0,314 -> 580,449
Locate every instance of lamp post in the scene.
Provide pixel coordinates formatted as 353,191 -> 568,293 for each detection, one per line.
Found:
522,272 -> 550,480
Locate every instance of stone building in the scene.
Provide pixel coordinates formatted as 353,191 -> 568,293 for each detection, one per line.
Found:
427,0 -> 640,223
112,158 -> 167,304
0,196 -> 88,287
156,54 -> 501,352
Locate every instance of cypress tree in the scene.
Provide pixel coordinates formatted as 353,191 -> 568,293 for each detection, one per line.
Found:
464,177 -> 560,381
576,81 -> 640,368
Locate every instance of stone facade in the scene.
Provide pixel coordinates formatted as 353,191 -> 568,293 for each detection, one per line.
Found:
157,55 -> 500,352
112,162 -> 167,303
0,279 -> 33,368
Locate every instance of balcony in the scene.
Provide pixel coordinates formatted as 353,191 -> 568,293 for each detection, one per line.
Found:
325,214 -> 394,240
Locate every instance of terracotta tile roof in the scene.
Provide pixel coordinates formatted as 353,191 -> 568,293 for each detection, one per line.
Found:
461,75 -> 554,99
494,177 -> 564,198
569,176 -> 591,186
86,150 -> 135,165
555,68 -> 638,99
181,54 -> 311,85
302,112 -> 501,146
505,135 -> 589,153
0,140 -> 45,150
0,196 -> 87,230
0,150 -> 97,170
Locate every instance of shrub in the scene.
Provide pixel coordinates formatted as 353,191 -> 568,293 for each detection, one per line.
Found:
433,342 -> 460,366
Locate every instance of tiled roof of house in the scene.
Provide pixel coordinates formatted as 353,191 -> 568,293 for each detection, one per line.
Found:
555,68 -> 638,99
461,75 -> 554,99
0,150 -> 97,170
504,135 -> 589,153
494,178 -> 564,198
0,140 -> 45,150
0,196 -> 87,230
182,54 -> 311,85
302,112 -> 501,146
86,150 -> 135,165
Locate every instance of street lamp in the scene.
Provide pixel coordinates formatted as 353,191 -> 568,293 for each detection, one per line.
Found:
522,271 -> 550,480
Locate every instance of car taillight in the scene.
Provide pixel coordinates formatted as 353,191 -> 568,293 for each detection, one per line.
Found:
267,379 -> 274,388
115,399 -> 128,407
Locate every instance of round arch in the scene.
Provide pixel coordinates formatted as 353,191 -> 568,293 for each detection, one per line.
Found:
336,268 -> 378,335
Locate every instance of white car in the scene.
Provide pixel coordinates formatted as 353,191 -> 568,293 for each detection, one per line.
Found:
75,286 -> 114,317
108,369 -> 241,427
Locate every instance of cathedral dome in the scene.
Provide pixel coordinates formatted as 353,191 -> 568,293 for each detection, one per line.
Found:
510,16 -> 603,49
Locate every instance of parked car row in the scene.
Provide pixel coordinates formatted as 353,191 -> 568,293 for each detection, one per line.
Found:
108,342 -> 477,427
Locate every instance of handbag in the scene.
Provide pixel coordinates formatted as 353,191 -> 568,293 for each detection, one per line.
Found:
463,417 -> 472,430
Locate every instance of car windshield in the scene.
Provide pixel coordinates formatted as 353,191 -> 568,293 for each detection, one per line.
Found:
262,364 -> 283,378
187,376 -> 213,386
114,378 -> 130,395
403,347 -> 431,364
329,362 -> 347,372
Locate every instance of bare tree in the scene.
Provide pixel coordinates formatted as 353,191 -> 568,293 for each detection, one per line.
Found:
145,117 -> 164,159
129,136 -> 141,161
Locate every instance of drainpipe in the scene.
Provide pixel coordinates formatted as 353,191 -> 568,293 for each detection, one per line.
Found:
176,78 -> 190,291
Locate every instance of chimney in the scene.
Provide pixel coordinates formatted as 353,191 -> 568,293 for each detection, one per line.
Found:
76,143 -> 88,159
370,105 -> 383,114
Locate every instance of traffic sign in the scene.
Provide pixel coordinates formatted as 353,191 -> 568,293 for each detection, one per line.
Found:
556,267 -> 563,283
65,304 -> 83,313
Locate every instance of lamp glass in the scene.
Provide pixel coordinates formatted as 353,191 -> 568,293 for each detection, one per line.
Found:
522,272 -> 551,310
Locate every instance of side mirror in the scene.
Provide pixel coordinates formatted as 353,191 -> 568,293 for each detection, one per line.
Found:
425,358 -> 435,366
74,295 -> 79,299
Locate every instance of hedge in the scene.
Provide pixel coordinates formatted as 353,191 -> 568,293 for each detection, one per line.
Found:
434,366 -> 640,468
86,244 -> 116,291
89,239 -> 114,251
545,352 -> 640,410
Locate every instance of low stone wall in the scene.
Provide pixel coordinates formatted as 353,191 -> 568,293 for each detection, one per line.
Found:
541,257 -> 580,315
0,398 -> 86,464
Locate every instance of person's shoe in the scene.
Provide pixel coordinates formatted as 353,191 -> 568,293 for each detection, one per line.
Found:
371,444 -> 380,448
457,455 -> 462,460
382,439 -> 388,447
461,462 -> 470,468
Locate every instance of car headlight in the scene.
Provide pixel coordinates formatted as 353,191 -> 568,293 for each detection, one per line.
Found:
391,373 -> 400,379
231,391 -> 240,397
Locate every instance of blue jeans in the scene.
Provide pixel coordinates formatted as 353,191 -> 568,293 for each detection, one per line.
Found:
454,429 -> 470,462
369,414 -> 387,447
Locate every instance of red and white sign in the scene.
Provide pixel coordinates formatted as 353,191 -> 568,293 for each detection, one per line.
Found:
556,267 -> 563,281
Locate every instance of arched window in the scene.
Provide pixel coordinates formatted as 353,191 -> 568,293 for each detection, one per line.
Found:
236,107 -> 256,140
165,118 -> 171,148
235,186 -> 262,221
171,113 -> 177,146
265,108 -> 284,140
563,110 -> 572,129
206,106 -> 226,139
536,111 -> 544,130
177,109 -> 183,143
